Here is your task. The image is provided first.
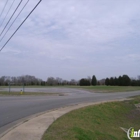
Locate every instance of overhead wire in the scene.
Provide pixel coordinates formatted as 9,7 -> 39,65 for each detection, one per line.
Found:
0,0 -> 9,20
0,0 -> 16,29
0,0 -> 30,43
0,0 -> 23,37
0,0 -> 42,52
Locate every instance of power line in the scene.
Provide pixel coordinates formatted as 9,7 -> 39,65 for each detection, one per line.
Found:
0,0 -> 16,29
0,0 -> 42,52
0,0 -> 30,43
0,0 -> 9,20
0,0 -> 23,37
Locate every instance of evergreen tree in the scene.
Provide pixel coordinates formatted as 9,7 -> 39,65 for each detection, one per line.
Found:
79,79 -> 90,86
91,75 -> 97,86
110,77 -> 114,86
122,75 -> 131,86
118,76 -> 122,86
114,77 -> 118,86
105,78 -> 110,86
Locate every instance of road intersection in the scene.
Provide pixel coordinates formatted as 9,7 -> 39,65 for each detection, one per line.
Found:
0,88 -> 140,139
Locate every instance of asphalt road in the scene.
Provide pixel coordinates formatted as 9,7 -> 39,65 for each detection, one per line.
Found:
0,87 -> 140,135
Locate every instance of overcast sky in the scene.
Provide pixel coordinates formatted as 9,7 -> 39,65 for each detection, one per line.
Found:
0,0 -> 140,81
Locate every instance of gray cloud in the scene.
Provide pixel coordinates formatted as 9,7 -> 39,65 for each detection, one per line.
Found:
0,0 -> 140,80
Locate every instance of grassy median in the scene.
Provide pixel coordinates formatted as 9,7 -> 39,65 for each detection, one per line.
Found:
42,96 -> 140,140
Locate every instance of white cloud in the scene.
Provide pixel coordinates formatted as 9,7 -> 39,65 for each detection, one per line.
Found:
0,0 -> 140,80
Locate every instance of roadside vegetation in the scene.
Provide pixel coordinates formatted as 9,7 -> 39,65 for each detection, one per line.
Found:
42,96 -> 140,140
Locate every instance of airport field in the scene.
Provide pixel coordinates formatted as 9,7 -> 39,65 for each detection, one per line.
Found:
70,85 -> 140,93
0,85 -> 140,95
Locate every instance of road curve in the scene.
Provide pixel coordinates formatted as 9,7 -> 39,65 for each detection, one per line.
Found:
0,88 -> 140,135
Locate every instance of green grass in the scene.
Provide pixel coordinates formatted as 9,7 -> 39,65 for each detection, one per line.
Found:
77,86 -> 140,93
51,85 -> 140,93
0,85 -> 140,93
42,96 -> 140,140
0,91 -> 59,96
0,86 -> 50,88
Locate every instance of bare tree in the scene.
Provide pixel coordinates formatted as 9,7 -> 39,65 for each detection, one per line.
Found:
87,76 -> 91,85
70,79 -> 78,85
56,77 -> 63,85
47,77 -> 56,86
0,75 -> 43,86
62,80 -> 69,85
0,76 -> 5,84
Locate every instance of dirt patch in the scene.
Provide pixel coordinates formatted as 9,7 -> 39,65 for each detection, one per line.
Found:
127,107 -> 140,120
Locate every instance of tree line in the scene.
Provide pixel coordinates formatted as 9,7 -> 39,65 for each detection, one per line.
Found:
46,77 -> 78,86
0,75 -> 42,86
0,75 -> 78,86
79,75 -> 140,86
105,75 -> 140,86
79,75 -> 97,86
0,74 -> 139,86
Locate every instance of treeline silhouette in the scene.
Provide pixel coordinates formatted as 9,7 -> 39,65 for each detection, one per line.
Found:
0,74 -> 140,86
105,75 -> 140,86
0,75 -> 78,86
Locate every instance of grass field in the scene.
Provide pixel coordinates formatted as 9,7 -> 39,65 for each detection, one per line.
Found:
0,85 -> 140,93
0,91 -> 60,96
77,86 -> 140,93
42,96 -> 140,140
